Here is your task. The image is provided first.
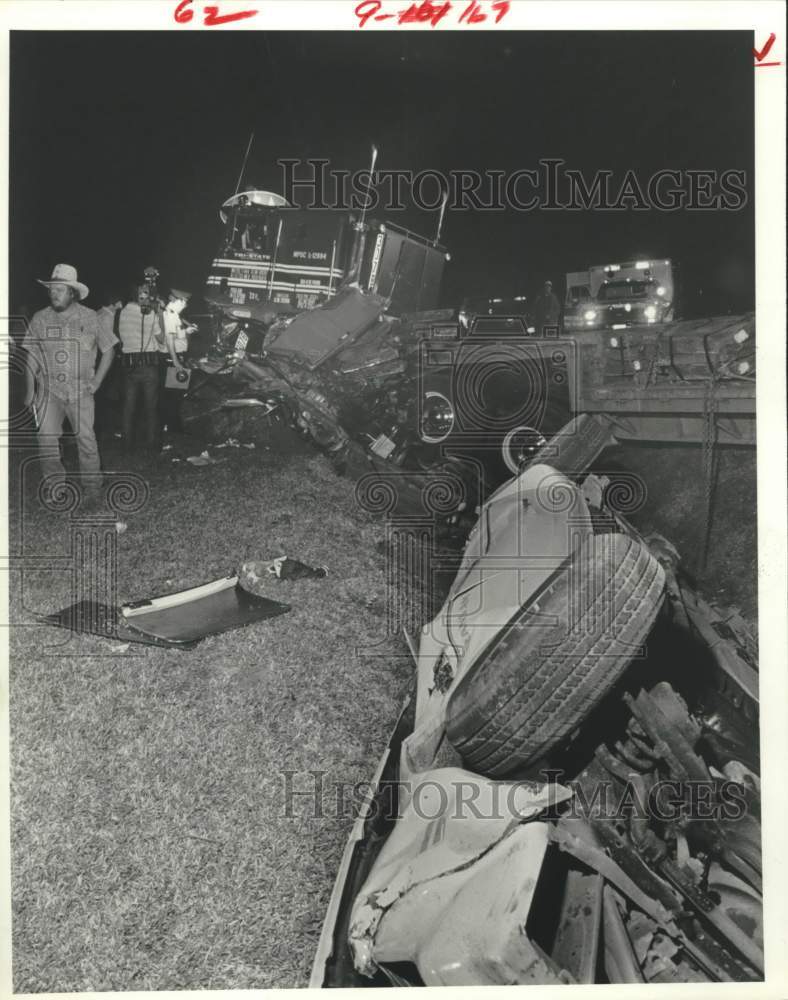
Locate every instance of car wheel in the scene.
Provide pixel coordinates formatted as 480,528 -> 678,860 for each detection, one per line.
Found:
445,533 -> 666,776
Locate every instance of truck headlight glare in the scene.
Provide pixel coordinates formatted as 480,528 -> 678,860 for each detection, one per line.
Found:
584,309 -> 597,321
421,391 -> 455,443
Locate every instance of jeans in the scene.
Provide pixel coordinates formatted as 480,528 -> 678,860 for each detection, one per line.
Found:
37,390 -> 101,491
159,356 -> 186,433
122,363 -> 160,450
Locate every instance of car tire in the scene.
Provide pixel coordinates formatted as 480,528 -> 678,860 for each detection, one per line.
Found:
444,533 -> 666,776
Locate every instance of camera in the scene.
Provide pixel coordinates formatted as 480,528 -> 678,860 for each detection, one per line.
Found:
140,266 -> 161,314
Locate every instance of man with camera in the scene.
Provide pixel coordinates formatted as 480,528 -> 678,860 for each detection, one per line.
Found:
23,263 -> 118,502
158,287 -> 196,436
116,279 -> 167,454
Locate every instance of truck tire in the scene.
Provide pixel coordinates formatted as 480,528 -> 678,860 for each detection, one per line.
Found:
445,533 -> 665,776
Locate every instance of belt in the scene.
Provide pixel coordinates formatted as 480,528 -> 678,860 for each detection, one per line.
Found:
121,351 -> 160,367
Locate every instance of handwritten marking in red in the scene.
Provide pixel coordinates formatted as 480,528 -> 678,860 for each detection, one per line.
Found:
355,0 -> 394,26
204,4 -> 258,25
458,0 -> 511,22
173,0 -> 258,26
459,1 -> 485,23
398,1 -> 452,26
753,32 -> 780,66
753,33 -> 775,62
174,0 -> 194,23
354,0 -> 509,28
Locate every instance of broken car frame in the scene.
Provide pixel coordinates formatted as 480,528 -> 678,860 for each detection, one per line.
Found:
310,413 -> 760,986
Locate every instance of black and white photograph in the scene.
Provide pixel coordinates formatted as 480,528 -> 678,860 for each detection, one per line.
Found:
1,1 -> 786,994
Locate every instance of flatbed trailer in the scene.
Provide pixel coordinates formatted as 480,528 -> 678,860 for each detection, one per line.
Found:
552,312 -> 755,446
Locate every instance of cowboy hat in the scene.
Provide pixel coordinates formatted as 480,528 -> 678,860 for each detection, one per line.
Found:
37,263 -> 89,301
168,287 -> 192,302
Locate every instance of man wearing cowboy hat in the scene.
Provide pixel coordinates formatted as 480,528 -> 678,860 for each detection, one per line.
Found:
23,263 -> 118,500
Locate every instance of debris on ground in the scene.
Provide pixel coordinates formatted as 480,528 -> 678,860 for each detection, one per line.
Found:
40,574 -> 291,649
222,398 -> 278,414
186,450 -> 225,466
240,557 -> 328,596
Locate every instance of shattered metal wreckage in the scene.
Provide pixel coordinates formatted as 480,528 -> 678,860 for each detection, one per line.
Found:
310,430 -> 761,987
193,184 -> 754,506
191,197 -> 759,985
191,266 -> 755,522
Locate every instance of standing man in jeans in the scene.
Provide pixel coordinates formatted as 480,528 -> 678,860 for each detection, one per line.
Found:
116,284 -> 166,455
23,263 -> 117,503
158,287 -> 195,437
531,279 -> 563,336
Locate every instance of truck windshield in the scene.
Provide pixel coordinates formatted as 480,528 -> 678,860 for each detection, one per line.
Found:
598,280 -> 653,301
224,213 -> 276,253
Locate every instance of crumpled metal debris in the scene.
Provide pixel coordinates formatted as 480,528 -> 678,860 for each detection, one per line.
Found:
240,557 -> 328,595
348,767 -> 574,983
222,398 -> 277,415
186,450 -> 225,466
215,438 -> 257,450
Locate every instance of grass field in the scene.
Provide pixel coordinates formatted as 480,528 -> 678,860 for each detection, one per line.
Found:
8,426 -> 424,990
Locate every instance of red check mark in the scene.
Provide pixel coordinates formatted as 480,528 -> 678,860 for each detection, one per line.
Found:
753,32 -> 779,66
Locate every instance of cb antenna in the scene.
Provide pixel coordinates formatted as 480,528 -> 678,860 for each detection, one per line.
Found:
233,131 -> 256,197
358,144 -> 378,231
434,189 -> 448,246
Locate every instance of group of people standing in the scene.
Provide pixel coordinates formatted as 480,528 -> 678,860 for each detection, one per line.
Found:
22,263 -> 196,505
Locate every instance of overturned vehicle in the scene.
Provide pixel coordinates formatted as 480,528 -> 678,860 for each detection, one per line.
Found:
309,416 -> 761,986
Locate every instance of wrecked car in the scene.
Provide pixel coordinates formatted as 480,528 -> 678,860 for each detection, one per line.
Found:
309,417 -> 761,986
188,287 -> 480,515
186,286 -> 582,520
304,304 -> 758,987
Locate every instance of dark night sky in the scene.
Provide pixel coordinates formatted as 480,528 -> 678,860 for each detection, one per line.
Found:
10,30 -> 754,314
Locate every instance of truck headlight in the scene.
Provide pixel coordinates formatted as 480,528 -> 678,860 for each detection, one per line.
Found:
584,309 -> 597,321
421,391 -> 455,443
644,305 -> 657,321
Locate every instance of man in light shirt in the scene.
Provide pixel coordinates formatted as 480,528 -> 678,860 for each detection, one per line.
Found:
159,288 -> 196,436
23,263 -> 117,502
116,284 -> 167,453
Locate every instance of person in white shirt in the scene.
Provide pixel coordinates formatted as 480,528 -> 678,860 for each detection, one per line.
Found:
116,285 -> 167,453
158,288 -> 196,436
